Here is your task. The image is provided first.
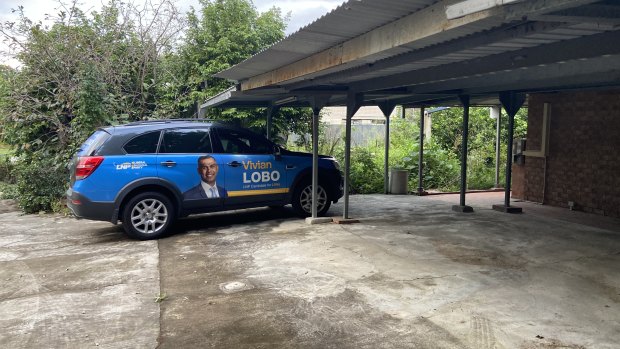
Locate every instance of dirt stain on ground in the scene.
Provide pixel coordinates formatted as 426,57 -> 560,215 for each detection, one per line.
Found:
432,239 -> 526,269
520,338 -> 586,349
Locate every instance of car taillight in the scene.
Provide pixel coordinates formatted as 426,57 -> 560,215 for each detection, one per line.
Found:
75,156 -> 104,180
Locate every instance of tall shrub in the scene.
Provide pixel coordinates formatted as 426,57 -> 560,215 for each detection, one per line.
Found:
0,0 -> 183,212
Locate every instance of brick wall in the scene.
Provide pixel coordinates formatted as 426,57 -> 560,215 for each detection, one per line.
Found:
512,90 -> 620,217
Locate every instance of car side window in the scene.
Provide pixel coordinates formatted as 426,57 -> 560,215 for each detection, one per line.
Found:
160,129 -> 213,154
124,131 -> 161,154
216,128 -> 271,154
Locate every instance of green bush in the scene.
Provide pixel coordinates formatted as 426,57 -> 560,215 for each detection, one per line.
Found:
0,182 -> 18,200
0,156 -> 15,184
399,140 -> 461,192
12,156 -> 68,213
346,147 -> 385,194
467,147 -> 497,189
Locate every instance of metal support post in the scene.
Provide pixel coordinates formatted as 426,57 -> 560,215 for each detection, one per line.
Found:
453,95 -> 473,212
305,96 -> 329,223
417,107 -> 427,196
384,114 -> 390,194
343,93 -> 363,219
265,105 -> 279,141
493,106 -> 502,188
493,91 -> 526,213
378,102 -> 396,195
312,108 -> 320,218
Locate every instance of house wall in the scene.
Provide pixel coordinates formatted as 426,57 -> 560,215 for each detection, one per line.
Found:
512,90 -> 620,217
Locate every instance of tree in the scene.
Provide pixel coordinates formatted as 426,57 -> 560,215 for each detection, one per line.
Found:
430,106 -> 527,158
161,0 -> 286,115
161,0 -> 313,139
0,0 -> 184,212
429,106 -> 528,189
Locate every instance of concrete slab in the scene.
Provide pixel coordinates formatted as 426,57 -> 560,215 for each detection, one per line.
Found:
2,192 -> 620,348
305,217 -> 332,225
0,207 -> 160,348
451,204 -> 474,212
156,193 -> 620,349
492,204 -> 523,213
332,217 -> 360,224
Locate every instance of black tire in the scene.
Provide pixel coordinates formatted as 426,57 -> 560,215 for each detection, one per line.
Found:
121,192 -> 175,240
291,180 -> 331,217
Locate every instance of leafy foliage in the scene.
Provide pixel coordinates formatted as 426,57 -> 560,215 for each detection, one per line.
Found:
0,0 -> 287,212
302,107 -> 527,194
0,0 -> 530,210
12,155 -> 67,212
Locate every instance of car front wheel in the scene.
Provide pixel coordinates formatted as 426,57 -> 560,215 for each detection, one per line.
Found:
292,181 -> 331,217
122,192 -> 174,240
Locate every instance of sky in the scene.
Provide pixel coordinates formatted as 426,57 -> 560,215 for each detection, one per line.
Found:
0,0 -> 344,67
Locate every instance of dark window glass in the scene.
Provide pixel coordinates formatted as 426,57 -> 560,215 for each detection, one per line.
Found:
79,130 -> 111,156
123,131 -> 160,154
160,129 -> 212,153
217,128 -> 271,154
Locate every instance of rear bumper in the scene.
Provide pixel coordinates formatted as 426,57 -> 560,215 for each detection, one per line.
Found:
66,188 -> 117,223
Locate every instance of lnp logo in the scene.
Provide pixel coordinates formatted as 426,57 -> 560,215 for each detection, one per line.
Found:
116,161 -> 147,170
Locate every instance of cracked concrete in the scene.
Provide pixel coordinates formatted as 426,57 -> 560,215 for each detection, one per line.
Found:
157,192 -> 620,349
0,211 -> 160,348
1,192 -> 620,348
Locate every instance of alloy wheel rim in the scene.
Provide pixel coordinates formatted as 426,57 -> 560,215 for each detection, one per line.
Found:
300,185 -> 327,214
130,198 -> 168,234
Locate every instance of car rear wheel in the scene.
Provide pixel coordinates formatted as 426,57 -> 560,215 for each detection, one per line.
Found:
122,192 -> 174,240
292,180 -> 331,217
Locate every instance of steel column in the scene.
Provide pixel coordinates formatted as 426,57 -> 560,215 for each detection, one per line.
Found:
312,108 -> 320,218
307,97 -> 329,219
417,107 -> 426,195
384,115 -> 390,194
493,91 -> 526,213
265,105 -> 279,141
452,95 -> 473,212
344,93 -> 363,219
493,106 -> 502,188
378,102 -> 396,195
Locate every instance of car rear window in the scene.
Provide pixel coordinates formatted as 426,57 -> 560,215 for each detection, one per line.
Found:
124,131 -> 161,154
216,128 -> 271,154
160,129 -> 213,153
78,130 -> 111,156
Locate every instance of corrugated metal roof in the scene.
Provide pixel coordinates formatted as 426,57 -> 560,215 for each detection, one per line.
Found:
215,0 -> 438,81
203,0 -> 620,109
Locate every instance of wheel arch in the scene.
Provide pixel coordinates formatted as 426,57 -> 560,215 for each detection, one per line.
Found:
289,167 -> 339,203
113,178 -> 183,223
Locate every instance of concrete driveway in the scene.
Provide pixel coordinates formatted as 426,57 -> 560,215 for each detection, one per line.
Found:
1,193 -> 619,348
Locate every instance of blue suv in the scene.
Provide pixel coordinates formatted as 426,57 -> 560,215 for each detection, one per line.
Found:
66,119 -> 343,239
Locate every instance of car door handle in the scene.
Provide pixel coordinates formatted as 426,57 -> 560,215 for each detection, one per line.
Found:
286,165 -> 296,170
227,161 -> 241,167
160,161 -> 177,167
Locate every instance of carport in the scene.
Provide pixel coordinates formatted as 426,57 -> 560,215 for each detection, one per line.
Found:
201,0 -> 620,220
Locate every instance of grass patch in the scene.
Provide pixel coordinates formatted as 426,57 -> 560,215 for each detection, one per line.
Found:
0,181 -> 18,199
0,143 -> 12,156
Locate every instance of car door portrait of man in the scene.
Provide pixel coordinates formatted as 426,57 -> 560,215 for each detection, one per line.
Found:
183,155 -> 228,200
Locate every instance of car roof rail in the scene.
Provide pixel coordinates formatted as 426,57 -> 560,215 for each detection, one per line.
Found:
123,118 -> 214,126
